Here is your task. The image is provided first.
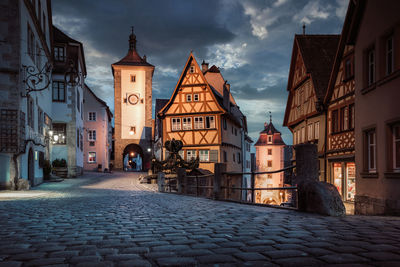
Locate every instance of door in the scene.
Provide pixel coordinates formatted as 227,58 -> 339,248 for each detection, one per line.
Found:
28,148 -> 34,186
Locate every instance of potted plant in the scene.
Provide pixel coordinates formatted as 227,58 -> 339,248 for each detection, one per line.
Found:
52,158 -> 68,178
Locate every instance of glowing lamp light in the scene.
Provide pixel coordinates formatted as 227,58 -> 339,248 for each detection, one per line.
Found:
48,130 -> 53,137
129,126 -> 135,135
54,135 -> 59,142
130,152 -> 134,157
147,148 -> 151,152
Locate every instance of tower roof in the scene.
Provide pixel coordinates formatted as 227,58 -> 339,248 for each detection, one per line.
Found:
113,27 -> 153,67
255,119 -> 285,146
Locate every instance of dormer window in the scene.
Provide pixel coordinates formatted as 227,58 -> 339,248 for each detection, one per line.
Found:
190,65 -> 195,73
268,136 -> 272,143
54,46 -> 65,61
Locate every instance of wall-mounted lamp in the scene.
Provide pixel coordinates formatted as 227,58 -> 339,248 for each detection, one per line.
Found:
147,148 -> 151,152
130,152 -> 134,157
129,126 -> 135,135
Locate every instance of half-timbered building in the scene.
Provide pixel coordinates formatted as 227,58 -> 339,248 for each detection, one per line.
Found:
324,3 -> 356,203
158,53 -> 245,175
283,34 -> 340,181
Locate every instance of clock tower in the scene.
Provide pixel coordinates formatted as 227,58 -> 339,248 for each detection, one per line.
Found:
111,28 -> 154,171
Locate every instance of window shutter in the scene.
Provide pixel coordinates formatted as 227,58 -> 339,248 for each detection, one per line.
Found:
210,150 -> 218,162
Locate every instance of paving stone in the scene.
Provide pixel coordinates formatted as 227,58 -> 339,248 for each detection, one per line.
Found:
197,254 -> 237,264
319,253 -> 369,264
191,243 -> 220,249
69,255 -> 101,263
274,257 -> 325,266
234,252 -> 267,261
25,258 -> 66,266
245,239 -> 276,246
360,252 -> 400,261
0,262 -> 22,267
156,257 -> 196,266
105,254 -> 141,261
263,249 -> 308,259
9,253 -> 46,261
152,245 -> 190,252
121,247 -> 149,254
49,250 -> 79,258
117,259 -> 152,267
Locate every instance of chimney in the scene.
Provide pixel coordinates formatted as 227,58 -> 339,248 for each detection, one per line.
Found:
201,60 -> 209,73
223,81 -> 230,112
143,55 -> 147,62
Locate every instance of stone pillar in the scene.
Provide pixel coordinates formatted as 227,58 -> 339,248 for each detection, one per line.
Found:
177,168 -> 186,194
157,172 -> 165,192
214,163 -> 226,200
294,143 -> 318,184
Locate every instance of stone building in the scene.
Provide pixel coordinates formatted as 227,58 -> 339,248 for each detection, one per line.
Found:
153,99 -> 169,161
254,117 -> 286,204
0,0 -> 53,188
111,29 -> 154,171
51,26 -> 86,177
348,0 -> 400,215
83,84 -> 113,172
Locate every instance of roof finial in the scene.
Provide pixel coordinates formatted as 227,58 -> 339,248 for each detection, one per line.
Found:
269,111 -> 272,123
302,23 -> 306,35
129,26 -> 137,51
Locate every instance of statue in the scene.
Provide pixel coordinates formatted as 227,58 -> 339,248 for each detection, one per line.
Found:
151,138 -> 199,174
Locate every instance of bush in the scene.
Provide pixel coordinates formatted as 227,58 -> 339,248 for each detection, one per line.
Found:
52,158 -> 67,168
43,160 -> 52,180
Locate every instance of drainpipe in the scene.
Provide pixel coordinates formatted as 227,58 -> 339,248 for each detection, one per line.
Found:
324,107 -> 328,182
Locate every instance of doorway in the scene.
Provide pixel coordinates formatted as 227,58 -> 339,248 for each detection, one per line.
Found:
122,144 -> 144,172
28,148 -> 34,186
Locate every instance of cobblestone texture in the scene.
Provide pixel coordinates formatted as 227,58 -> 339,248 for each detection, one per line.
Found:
1,171 -> 400,266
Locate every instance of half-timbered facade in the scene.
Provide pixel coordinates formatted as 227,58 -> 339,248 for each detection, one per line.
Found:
158,53 -> 245,174
324,4 -> 356,202
283,34 -> 340,181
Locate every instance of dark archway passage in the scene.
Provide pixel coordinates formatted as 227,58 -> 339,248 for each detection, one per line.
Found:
122,144 -> 144,172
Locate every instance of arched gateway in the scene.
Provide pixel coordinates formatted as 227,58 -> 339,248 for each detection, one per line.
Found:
111,28 -> 154,171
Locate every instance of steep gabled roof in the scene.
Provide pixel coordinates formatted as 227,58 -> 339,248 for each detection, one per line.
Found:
295,34 -> 340,100
84,84 -> 113,121
255,122 -> 285,146
158,52 -> 225,116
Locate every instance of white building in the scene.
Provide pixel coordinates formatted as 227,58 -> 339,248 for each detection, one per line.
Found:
83,84 -> 113,172
0,0 -> 53,188
50,26 -> 86,177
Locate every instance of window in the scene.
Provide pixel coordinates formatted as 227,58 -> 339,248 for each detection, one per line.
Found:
199,150 -> 209,162
27,24 -> 35,62
301,127 -> 305,142
187,150 -> 196,160
88,152 -> 96,163
37,107 -> 43,135
89,141 -> 95,147
223,118 -> 227,130
366,129 -> 376,172
386,36 -> 394,75
267,161 -> 272,167
27,96 -> 34,129
315,121 -> 320,139
80,132 -> 83,151
189,65 -> 195,73
233,153 -> 236,162
88,130 -> 96,141
88,112 -> 96,121
186,94 -> 192,102
344,57 -> 353,80
307,124 -> 313,140
223,151 -> 227,162
246,160 -> 250,169
267,174 -> 272,179
205,116 -> 215,129
194,117 -> 203,129
340,107 -> 346,131
349,104 -> 355,129
237,152 -> 241,164
332,110 -> 339,133
53,123 -> 66,144
130,75 -> 136,82
182,117 -> 192,130
234,128 -> 237,136
268,149 -> 272,155
368,49 -> 375,86
54,46 -> 65,61
77,89 -> 80,112
268,136 -> 272,143
171,118 -> 181,131
392,123 -> 400,171
52,81 -> 65,102
343,106 -> 349,131
194,94 -> 199,101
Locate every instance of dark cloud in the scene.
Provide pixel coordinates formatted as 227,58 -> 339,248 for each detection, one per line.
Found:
52,0 -> 347,145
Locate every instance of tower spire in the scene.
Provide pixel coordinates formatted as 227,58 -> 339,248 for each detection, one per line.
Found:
269,111 -> 272,123
302,23 -> 306,35
129,26 -> 136,51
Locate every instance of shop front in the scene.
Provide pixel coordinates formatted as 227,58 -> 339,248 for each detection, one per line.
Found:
331,160 -> 356,202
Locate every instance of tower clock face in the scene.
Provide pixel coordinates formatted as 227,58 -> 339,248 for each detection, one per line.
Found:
127,94 -> 139,105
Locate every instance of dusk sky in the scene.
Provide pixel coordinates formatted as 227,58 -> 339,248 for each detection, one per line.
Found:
52,0 -> 348,145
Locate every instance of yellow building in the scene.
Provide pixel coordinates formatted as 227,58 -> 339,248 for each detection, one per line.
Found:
158,53 -> 245,175
255,118 -> 285,204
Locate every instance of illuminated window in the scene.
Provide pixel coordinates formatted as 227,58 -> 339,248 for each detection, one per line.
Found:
171,118 -> 181,131
53,123 -> 66,145
88,152 -> 96,163
199,150 -> 209,162
182,117 -> 192,130
194,117 -> 204,129
307,123 -> 313,140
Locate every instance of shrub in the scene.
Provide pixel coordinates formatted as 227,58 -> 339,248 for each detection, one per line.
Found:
52,158 -> 67,168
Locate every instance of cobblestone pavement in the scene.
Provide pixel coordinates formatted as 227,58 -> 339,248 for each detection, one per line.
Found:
1,172 -> 400,267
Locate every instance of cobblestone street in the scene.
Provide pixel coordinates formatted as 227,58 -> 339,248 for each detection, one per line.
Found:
0,172 -> 400,266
